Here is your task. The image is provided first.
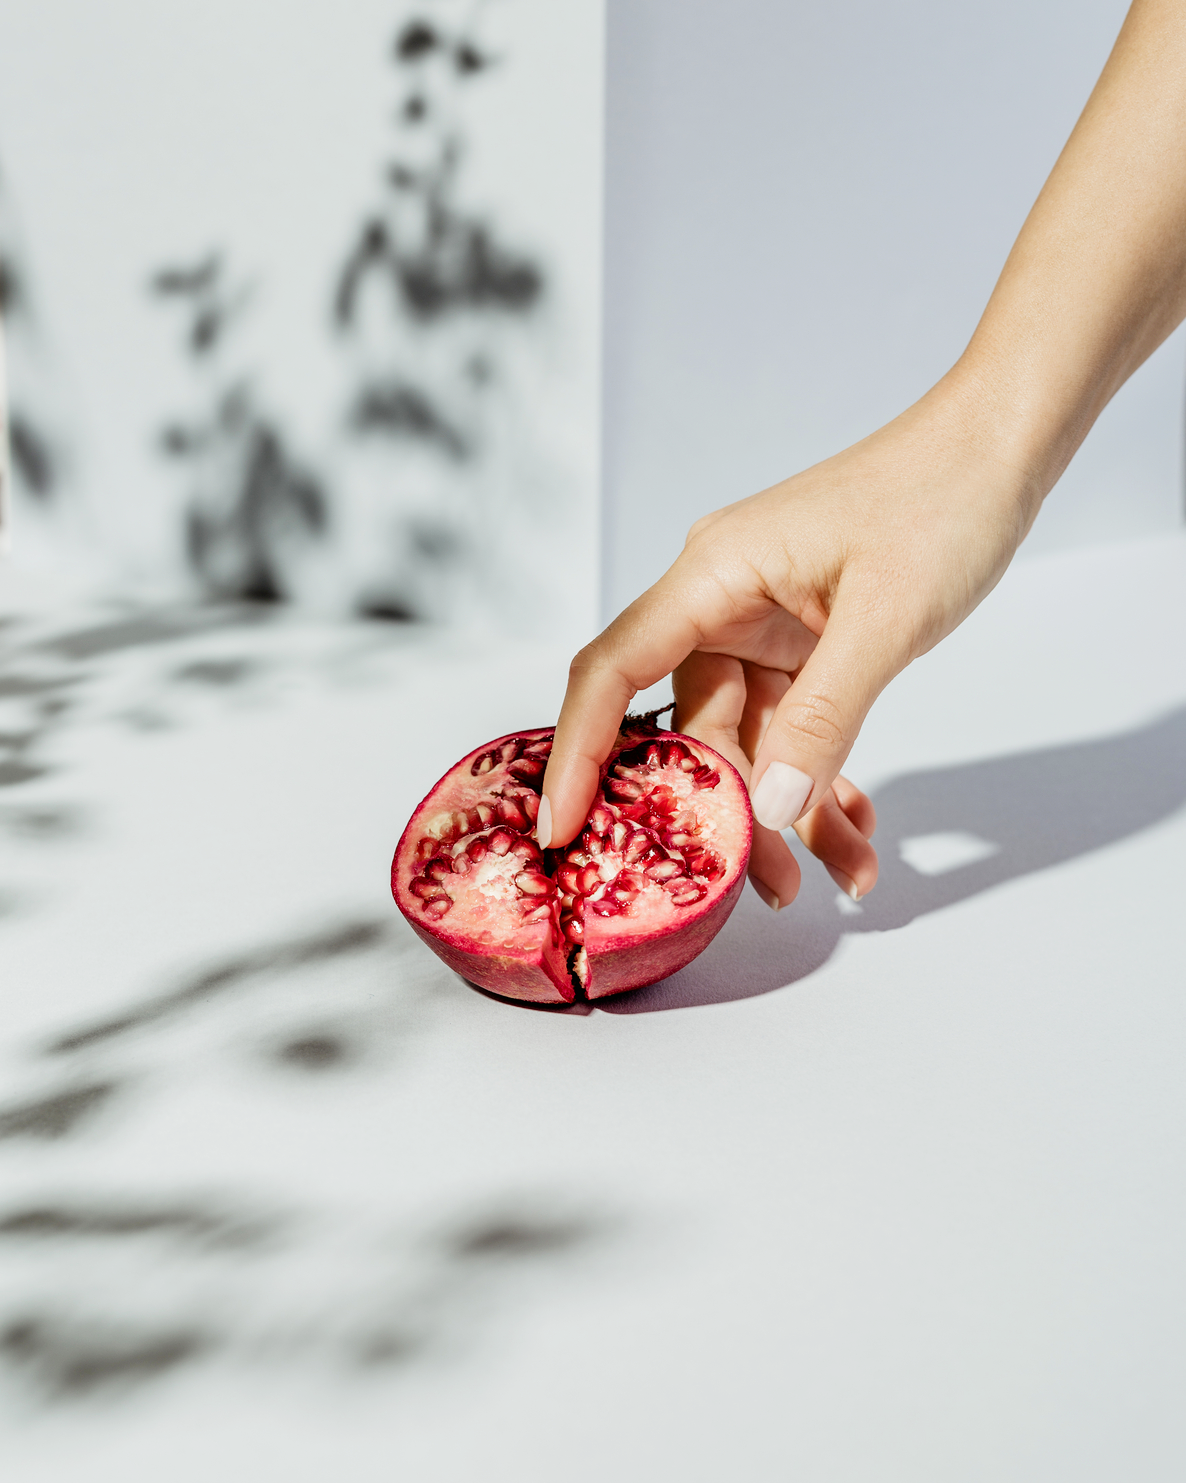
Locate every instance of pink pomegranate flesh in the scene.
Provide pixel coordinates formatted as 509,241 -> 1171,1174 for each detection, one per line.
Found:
391,719 -> 753,1004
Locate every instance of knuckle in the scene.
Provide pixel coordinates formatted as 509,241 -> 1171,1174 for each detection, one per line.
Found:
685,508 -> 724,546
784,692 -> 847,754
567,642 -> 602,682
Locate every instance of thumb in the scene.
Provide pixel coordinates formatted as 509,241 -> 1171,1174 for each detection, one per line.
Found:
749,598 -> 904,830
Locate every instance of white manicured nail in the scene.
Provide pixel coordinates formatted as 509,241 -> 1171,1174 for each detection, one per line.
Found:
826,864 -> 860,901
751,762 -> 814,831
536,794 -> 553,850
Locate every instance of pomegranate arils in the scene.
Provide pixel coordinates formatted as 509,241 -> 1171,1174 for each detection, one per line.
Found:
590,804 -> 614,836
410,877 -> 444,900
623,831 -> 653,865
495,797 -> 528,829
515,871 -> 552,896
667,880 -> 707,906
487,828 -> 515,856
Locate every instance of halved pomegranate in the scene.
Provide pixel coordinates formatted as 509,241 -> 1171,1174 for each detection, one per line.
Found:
391,718 -> 753,1004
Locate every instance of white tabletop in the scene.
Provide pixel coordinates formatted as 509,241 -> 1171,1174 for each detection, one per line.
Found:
2,531 -> 1184,1481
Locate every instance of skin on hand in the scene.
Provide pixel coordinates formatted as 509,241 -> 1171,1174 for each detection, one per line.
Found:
542,0 -> 1186,908
541,382 -> 1036,905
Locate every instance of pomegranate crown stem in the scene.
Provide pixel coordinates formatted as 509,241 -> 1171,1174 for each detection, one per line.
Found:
621,701 -> 675,731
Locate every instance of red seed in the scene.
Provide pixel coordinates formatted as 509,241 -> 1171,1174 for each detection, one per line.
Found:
611,820 -> 629,851
426,859 -> 453,883
521,901 -> 552,924
500,740 -> 519,763
508,757 -> 545,780
452,810 -> 471,838
646,858 -> 684,883
466,837 -> 489,863
488,829 -> 515,856
605,777 -> 644,803
451,853 -> 472,876
692,767 -> 720,790
577,865 -> 602,895
623,831 -> 652,864
471,751 -> 495,776
667,880 -> 706,906
588,897 -> 622,917
583,831 -> 604,856
475,802 -> 495,827
516,871 -> 552,896
411,877 -> 449,901
679,755 -> 698,773
496,797 -> 528,829
523,738 -> 553,757
647,785 -> 678,815
666,831 -> 695,849
590,804 -> 615,836
423,897 -> 453,919
564,915 -> 585,943
511,838 -> 542,863
661,740 -> 690,768
556,862 -> 582,893
522,793 -> 540,824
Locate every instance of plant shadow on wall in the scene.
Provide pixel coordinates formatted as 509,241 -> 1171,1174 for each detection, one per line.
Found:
602,704 -> 1186,1013
151,6 -> 547,623
0,159 -> 70,514
151,255 -> 327,605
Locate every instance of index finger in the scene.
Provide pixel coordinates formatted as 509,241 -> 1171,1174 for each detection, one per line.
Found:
539,580 -> 702,849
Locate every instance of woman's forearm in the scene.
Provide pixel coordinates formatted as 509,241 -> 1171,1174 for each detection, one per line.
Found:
955,0 -> 1186,503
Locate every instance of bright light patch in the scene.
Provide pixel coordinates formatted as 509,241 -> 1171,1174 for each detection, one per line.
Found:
899,830 -> 1001,876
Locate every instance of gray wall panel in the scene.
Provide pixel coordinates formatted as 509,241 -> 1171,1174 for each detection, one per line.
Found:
603,0 -> 1183,620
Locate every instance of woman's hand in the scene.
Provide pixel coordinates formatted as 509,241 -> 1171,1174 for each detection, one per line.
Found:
539,377 -> 1041,907
541,0 -> 1186,908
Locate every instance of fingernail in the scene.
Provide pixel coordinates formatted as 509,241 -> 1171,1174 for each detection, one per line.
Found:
535,794 -> 553,851
751,762 -> 814,831
826,864 -> 860,900
751,879 -> 780,912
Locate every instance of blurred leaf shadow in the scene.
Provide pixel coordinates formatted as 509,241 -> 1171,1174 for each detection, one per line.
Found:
603,703 -> 1186,1013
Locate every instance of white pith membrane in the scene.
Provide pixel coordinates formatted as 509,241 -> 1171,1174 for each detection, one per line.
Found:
400,727 -> 742,999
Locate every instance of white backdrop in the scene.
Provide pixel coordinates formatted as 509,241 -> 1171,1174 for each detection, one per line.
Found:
0,0 -> 603,639
601,0 -> 1185,619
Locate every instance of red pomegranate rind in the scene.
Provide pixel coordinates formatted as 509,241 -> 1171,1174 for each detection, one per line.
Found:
391,721 -> 753,1004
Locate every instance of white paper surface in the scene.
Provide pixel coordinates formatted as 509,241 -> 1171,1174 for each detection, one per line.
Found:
1,532 -> 1185,1479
